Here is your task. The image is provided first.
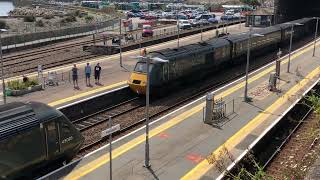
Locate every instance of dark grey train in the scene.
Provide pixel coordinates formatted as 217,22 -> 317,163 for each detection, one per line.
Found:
128,18 -> 315,95
0,102 -> 84,179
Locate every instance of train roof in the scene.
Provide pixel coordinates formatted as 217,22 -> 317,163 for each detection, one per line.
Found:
278,17 -> 314,29
225,25 -> 281,43
149,38 -> 229,60
0,102 -> 63,141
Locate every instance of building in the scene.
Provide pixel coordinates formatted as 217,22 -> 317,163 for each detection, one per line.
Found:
246,8 -> 274,27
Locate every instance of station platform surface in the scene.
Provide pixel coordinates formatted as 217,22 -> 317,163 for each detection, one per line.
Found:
5,23 -> 249,108
41,36 -> 320,180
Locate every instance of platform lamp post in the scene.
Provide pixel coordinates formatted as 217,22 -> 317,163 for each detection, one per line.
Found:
285,22 -> 303,73
177,22 -> 180,48
0,29 -> 7,104
313,17 -> 319,57
130,55 -> 168,168
244,26 -> 264,102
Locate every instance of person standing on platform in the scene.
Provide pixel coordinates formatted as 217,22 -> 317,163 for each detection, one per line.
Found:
85,63 -> 92,87
94,63 -> 102,85
72,64 -> 78,89
140,48 -> 147,56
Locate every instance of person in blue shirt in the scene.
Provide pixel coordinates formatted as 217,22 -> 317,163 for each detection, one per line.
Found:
85,63 -> 92,86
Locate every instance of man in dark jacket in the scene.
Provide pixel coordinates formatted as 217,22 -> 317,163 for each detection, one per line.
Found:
94,63 -> 102,85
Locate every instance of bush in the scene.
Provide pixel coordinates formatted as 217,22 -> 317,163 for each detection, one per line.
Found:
84,15 -> 94,22
23,16 -> 36,22
0,20 -> 7,29
35,20 -> 44,27
7,79 -> 39,90
60,15 -> 77,23
43,15 -> 54,19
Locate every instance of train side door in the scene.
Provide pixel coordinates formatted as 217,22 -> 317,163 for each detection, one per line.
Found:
44,121 -> 60,159
162,63 -> 169,83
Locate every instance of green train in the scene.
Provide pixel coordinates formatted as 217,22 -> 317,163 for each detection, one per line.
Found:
128,18 -> 315,95
0,102 -> 84,179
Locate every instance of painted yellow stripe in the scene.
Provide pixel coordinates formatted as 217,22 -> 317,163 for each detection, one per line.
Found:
63,36 -> 316,180
180,68 -> 320,179
48,81 -> 127,107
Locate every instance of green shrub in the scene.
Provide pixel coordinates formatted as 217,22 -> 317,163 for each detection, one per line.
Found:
60,15 -> 77,23
84,15 -> 94,22
7,79 -> 39,90
35,20 -> 44,27
0,20 -> 7,29
23,16 -> 36,22
43,15 -> 54,19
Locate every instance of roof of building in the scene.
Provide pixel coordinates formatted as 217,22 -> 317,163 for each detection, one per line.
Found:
249,8 -> 274,16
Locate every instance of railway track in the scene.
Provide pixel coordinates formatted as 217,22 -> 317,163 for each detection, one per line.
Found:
73,97 -> 143,132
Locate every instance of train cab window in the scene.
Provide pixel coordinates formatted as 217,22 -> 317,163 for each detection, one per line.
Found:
134,62 -> 153,73
60,122 -> 73,140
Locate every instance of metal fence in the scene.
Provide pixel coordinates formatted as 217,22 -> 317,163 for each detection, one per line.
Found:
1,19 -> 120,49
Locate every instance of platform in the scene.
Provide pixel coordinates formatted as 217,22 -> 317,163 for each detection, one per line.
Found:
4,23 -> 249,108
40,34 -> 320,180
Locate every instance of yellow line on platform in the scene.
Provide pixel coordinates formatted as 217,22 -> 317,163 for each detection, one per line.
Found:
180,70 -> 320,179
62,36 -> 316,180
48,81 -> 127,107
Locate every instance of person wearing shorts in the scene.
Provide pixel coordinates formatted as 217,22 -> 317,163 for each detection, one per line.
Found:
72,64 -> 78,88
94,63 -> 102,84
85,63 -> 91,86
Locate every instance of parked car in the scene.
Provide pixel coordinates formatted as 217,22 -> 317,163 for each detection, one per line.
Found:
178,20 -> 192,30
198,19 -> 210,26
177,14 -> 188,20
208,17 -> 219,24
190,19 -> 201,27
196,14 -> 216,20
142,25 -> 153,37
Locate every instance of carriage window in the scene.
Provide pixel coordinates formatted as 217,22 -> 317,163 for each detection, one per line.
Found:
134,62 -> 153,73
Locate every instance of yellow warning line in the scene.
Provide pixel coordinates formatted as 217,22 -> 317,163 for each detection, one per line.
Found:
180,69 -> 320,179
48,81 -> 127,107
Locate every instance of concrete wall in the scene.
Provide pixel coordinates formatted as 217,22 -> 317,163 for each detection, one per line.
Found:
1,19 -> 118,46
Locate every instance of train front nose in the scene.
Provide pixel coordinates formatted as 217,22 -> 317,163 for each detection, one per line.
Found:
128,72 -> 147,95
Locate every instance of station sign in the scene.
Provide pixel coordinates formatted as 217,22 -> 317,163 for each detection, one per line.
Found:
101,124 -> 120,138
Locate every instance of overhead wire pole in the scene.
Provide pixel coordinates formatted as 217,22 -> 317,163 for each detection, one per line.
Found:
286,22 -> 303,72
313,17 -> 319,57
177,25 -> 180,48
129,55 -> 168,168
244,26 -> 252,102
287,24 -> 294,73
0,29 -> 7,104
144,56 -> 150,168
244,26 -> 264,102
119,18 -> 123,68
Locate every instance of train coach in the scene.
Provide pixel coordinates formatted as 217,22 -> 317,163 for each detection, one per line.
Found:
128,18 -> 315,95
0,102 -> 84,180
